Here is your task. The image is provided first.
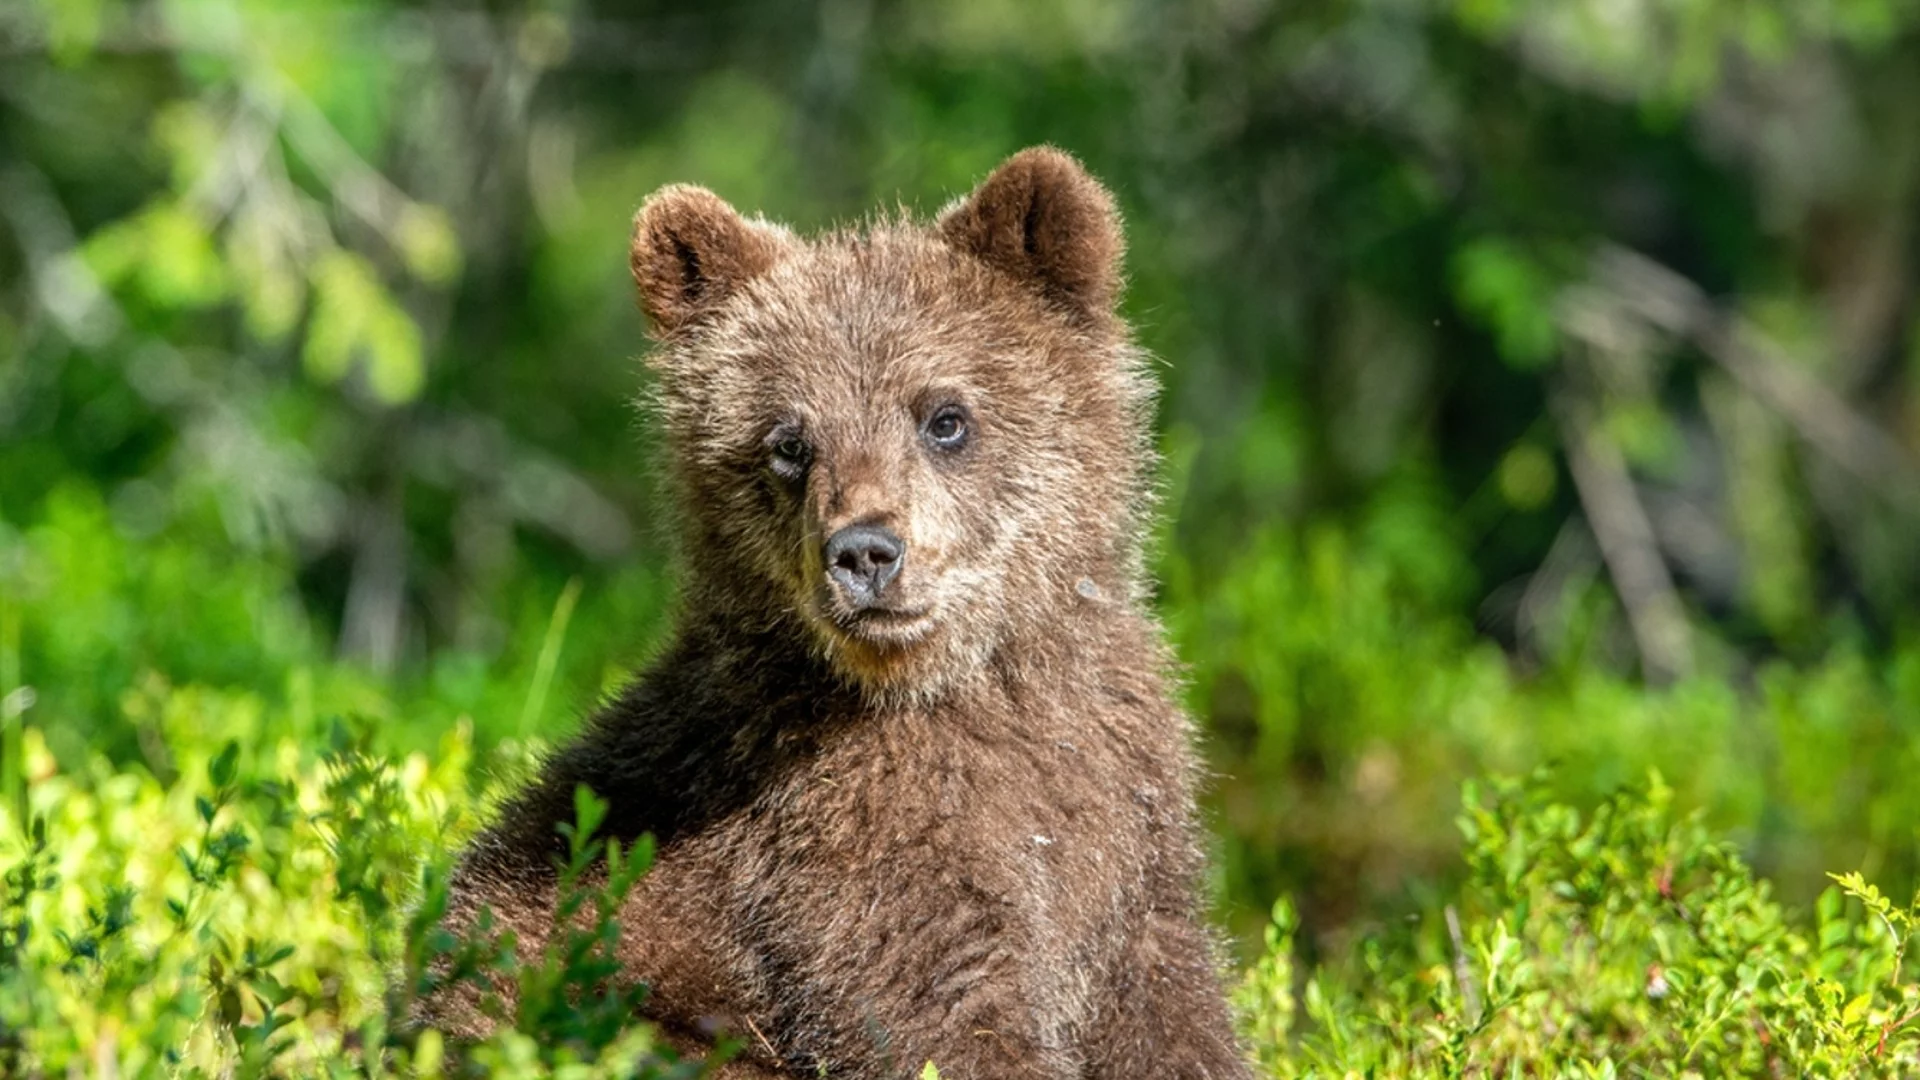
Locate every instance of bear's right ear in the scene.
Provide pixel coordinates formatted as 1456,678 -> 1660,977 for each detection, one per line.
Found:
630,185 -> 785,335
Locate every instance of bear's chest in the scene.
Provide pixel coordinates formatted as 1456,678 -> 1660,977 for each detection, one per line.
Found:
724,700 -> 1153,963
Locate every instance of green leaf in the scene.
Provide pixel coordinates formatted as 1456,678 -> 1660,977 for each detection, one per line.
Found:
572,784 -> 608,837
394,204 -> 463,286
1497,443 -> 1558,510
1451,239 -> 1561,370
209,740 -> 240,790
302,250 -> 427,404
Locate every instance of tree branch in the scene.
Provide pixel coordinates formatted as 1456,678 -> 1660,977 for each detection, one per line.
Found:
1591,247 -> 1920,505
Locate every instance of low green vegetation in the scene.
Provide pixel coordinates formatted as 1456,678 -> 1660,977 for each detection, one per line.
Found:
4,684 -> 1917,1076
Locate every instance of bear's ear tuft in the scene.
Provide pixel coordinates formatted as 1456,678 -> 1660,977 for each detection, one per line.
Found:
631,185 -> 784,335
937,146 -> 1124,317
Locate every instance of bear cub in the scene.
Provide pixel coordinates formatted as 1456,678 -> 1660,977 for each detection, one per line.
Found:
424,147 -> 1250,1079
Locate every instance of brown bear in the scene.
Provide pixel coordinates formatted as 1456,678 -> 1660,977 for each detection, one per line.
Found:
421,146 -> 1250,1079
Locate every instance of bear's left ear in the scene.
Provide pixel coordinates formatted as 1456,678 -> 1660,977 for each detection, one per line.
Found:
937,146 -> 1124,318
631,185 -> 787,335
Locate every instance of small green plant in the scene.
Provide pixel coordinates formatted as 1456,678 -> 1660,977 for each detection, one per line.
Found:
1824,871 -> 1920,1062
507,786 -> 657,1058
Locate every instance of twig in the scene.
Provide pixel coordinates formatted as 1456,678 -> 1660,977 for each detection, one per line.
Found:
1,601 -> 24,826
266,68 -> 418,245
0,164 -> 125,345
1514,518 -> 1601,660
1881,1007 -> 1920,1058
1549,381 -> 1695,683
1445,904 -> 1482,1027
741,1014 -> 780,1063
183,91 -> 284,226
339,493 -> 409,673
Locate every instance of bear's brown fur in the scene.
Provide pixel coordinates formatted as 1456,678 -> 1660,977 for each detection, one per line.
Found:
421,147 -> 1249,1079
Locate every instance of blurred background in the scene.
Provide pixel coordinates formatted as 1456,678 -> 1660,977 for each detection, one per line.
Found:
1,0 -> 1917,957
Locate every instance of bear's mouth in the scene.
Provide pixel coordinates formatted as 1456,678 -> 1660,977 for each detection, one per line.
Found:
843,605 -> 931,636
821,602 -> 935,648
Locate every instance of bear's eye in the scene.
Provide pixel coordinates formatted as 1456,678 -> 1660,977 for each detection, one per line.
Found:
924,405 -> 970,452
767,430 -> 811,481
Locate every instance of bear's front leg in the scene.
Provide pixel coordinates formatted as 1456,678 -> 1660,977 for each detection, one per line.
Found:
411,852 -> 557,1040
1082,911 -> 1251,1079
834,955 -> 1082,1080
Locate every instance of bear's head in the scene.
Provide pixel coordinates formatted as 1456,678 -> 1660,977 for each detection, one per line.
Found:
631,147 -> 1154,699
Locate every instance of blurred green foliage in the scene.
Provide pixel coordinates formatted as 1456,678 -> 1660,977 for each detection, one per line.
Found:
3,0 -> 1920,1071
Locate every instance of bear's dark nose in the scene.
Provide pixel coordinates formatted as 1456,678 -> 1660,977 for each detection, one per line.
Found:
824,524 -> 905,607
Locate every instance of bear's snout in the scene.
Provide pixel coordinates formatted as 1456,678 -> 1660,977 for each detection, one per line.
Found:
824,523 -> 905,607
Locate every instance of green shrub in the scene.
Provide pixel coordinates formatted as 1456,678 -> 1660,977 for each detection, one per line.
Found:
1236,774 -> 1920,1078
0,708 -> 727,1078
